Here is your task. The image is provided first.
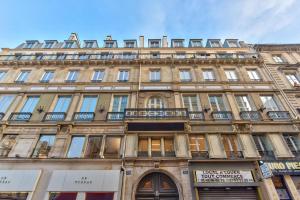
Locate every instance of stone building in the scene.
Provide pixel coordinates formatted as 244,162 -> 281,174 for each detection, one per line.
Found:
0,33 -> 299,200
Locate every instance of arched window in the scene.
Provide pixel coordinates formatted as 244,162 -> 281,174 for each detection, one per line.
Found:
147,96 -> 165,109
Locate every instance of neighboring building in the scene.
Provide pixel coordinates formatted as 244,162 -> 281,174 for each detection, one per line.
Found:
0,33 -> 299,200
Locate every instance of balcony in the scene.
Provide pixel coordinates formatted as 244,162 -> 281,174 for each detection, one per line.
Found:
211,111 -> 233,120
43,112 -> 66,121
106,112 -> 124,121
191,151 -> 209,159
0,112 -> 5,120
73,112 -> 95,121
189,112 -> 205,120
138,151 -> 149,157
124,108 -> 188,120
258,150 -> 275,160
267,111 -> 291,120
151,151 -> 162,157
240,111 -> 262,121
9,112 -> 32,121
226,151 -> 244,159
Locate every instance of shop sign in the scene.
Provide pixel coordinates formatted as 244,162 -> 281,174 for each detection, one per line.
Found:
259,162 -> 273,179
264,161 -> 300,175
195,170 -> 254,183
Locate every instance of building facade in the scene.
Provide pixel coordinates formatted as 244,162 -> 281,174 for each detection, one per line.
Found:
0,33 -> 299,200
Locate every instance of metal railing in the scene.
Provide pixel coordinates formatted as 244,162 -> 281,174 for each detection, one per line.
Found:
258,150 -> 275,160
0,113 -> 5,120
211,111 -> 233,120
43,112 -> 66,121
226,151 -> 244,159
267,111 -> 291,120
9,112 -> 32,121
138,151 -> 149,157
73,112 -> 95,121
189,112 -> 205,120
151,151 -> 162,157
191,151 -> 209,159
240,111 -> 262,121
106,112 -> 124,121
124,108 -> 189,120
165,151 -> 176,157
291,150 -> 300,158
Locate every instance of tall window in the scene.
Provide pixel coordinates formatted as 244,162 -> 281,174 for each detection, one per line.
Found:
92,70 -> 105,82
225,70 -> 238,81
222,135 -> 242,158
40,71 -> 54,82
179,70 -> 192,81
138,137 -> 175,157
164,138 -> 175,156
66,70 -> 78,82
67,136 -> 85,158
189,135 -> 208,158
103,136 -> 121,158
247,69 -> 261,81
84,136 -> 102,158
260,95 -> 280,111
286,74 -> 300,85
203,70 -> 215,81
32,135 -> 55,158
235,95 -> 253,111
138,138 -> 148,156
273,55 -> 284,63
80,96 -> 98,112
0,71 -> 7,81
53,96 -> 72,112
150,70 -> 161,82
149,40 -> 160,48
182,95 -> 200,111
252,134 -> 273,155
15,70 -> 30,82
112,95 -> 128,112
0,135 -> 17,157
0,95 -> 15,113
118,70 -> 129,82
209,95 -> 226,111
20,96 -> 40,113
44,41 -> 54,49
283,134 -> 300,154
151,138 -> 161,157
148,96 -> 164,109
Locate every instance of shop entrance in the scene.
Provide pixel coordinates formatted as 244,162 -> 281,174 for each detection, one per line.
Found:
135,172 -> 179,200
198,187 -> 258,200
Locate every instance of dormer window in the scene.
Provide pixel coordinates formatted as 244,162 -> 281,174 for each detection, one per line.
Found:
104,41 -> 117,48
64,41 -> 74,48
149,40 -> 161,48
24,41 -> 37,49
124,40 -> 136,48
210,41 -> 221,48
83,40 -> 97,48
172,40 -> 184,48
44,41 -> 55,49
227,41 -> 238,48
189,40 -> 202,47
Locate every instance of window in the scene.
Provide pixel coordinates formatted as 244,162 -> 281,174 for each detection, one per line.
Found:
24,41 -> 35,49
149,40 -> 160,48
182,95 -> 200,111
138,138 -> 148,156
247,69 -> 261,81
203,70 -> 215,81
0,95 -> 15,113
118,70 -> 129,82
78,54 -> 89,60
175,53 -> 186,59
105,41 -> 116,48
173,40 -> 184,47
138,137 -> 174,157
283,134 -> 300,154
227,41 -> 238,47
122,52 -> 136,59
80,96 -> 97,112
125,41 -> 135,48
44,41 -> 54,49
272,176 -> 292,199
151,138 -> 161,157
84,41 -> 95,48
103,136 -> 121,157
100,52 -> 113,59
148,96 -> 164,109
112,95 -> 128,112
179,70 -> 192,81
190,40 -> 202,47
150,70 -> 161,82
225,70 -> 238,81
32,135 -> 55,158
40,71 -> 54,82
66,70 -> 78,82
252,134 -> 273,153
67,136 -> 85,158
20,96 -> 40,113
260,95 -> 280,111
210,41 -> 221,47
189,135 -> 208,158
56,53 -> 65,60
273,55 -> 284,63
53,96 -> 72,112
150,52 -> 160,59
0,135 -> 17,157
222,135 -> 242,158
0,71 -> 7,81
84,136 -> 102,158
64,41 -> 74,48
92,70 -> 105,82
286,74 -> 300,86
209,95 -> 226,111
15,70 -> 30,82
49,192 -> 77,200
235,95 -> 253,111
35,53 -> 44,60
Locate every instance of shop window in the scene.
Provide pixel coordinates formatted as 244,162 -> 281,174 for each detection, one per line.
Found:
221,134 -> 243,158
138,137 -> 174,157
32,135 -> 55,158
272,176 -> 292,200
49,192 -> 77,200
189,135 -> 208,158
103,136 -> 121,158
67,136 -> 85,158
0,135 -> 17,157
86,192 -> 114,200
0,193 -> 28,200
84,136 -> 102,158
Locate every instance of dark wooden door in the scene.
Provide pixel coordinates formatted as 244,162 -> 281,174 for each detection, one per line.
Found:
136,172 -> 179,200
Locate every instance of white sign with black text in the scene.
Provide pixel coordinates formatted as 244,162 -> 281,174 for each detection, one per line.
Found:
196,170 -> 254,183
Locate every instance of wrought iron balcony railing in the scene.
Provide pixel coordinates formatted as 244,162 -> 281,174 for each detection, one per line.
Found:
138,151 -> 149,157
9,112 -> 32,121
73,112 -> 95,121
106,112 -> 124,121
151,151 -> 162,157
211,111 -> 233,120
240,111 -> 262,121
191,151 -> 209,159
43,112 -> 66,121
258,150 -> 275,160
189,112 -> 205,120
226,151 -> 244,159
267,111 -> 291,120
124,108 -> 189,120
0,112 -> 5,121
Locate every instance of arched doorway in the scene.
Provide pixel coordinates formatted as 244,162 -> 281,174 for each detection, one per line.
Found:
135,172 -> 179,200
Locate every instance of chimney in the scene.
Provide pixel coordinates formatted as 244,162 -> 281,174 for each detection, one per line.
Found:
162,36 -> 168,48
139,36 -> 144,48
106,35 -> 112,40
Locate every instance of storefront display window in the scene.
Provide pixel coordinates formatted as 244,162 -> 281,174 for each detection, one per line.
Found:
86,192 -> 114,200
49,192 -> 77,200
272,176 -> 291,200
0,193 -> 28,200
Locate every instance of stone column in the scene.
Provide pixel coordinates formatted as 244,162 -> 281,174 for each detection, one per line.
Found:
284,175 -> 300,200
65,93 -> 80,121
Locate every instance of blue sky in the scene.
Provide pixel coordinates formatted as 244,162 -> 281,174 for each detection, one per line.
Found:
0,0 -> 299,48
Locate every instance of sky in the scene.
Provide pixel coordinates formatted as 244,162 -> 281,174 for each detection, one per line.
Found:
0,0 -> 299,48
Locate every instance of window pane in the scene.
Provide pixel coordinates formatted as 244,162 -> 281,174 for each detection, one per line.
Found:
49,192 -> 77,200
183,95 -> 200,111
138,138 -> 148,152
84,136 -> 102,158
16,71 -> 30,82
235,96 -> 252,111
203,70 -> 215,80
20,96 -> 39,113
148,97 -> 164,109
86,193 -> 114,200
164,138 -> 174,152
41,71 -> 54,82
67,136 -> 85,158
0,71 -> 7,81
53,96 -> 71,112
92,70 -> 104,81
209,96 -> 226,111
151,139 -> 161,152
80,96 -> 98,112
260,96 -> 279,111
0,95 -> 15,113
112,96 -> 128,112
32,135 -> 55,158
104,136 -> 121,157
0,135 -> 17,157
189,135 -> 206,151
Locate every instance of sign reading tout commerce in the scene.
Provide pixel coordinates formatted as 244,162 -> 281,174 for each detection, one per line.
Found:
264,161 -> 300,175
195,170 -> 254,183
